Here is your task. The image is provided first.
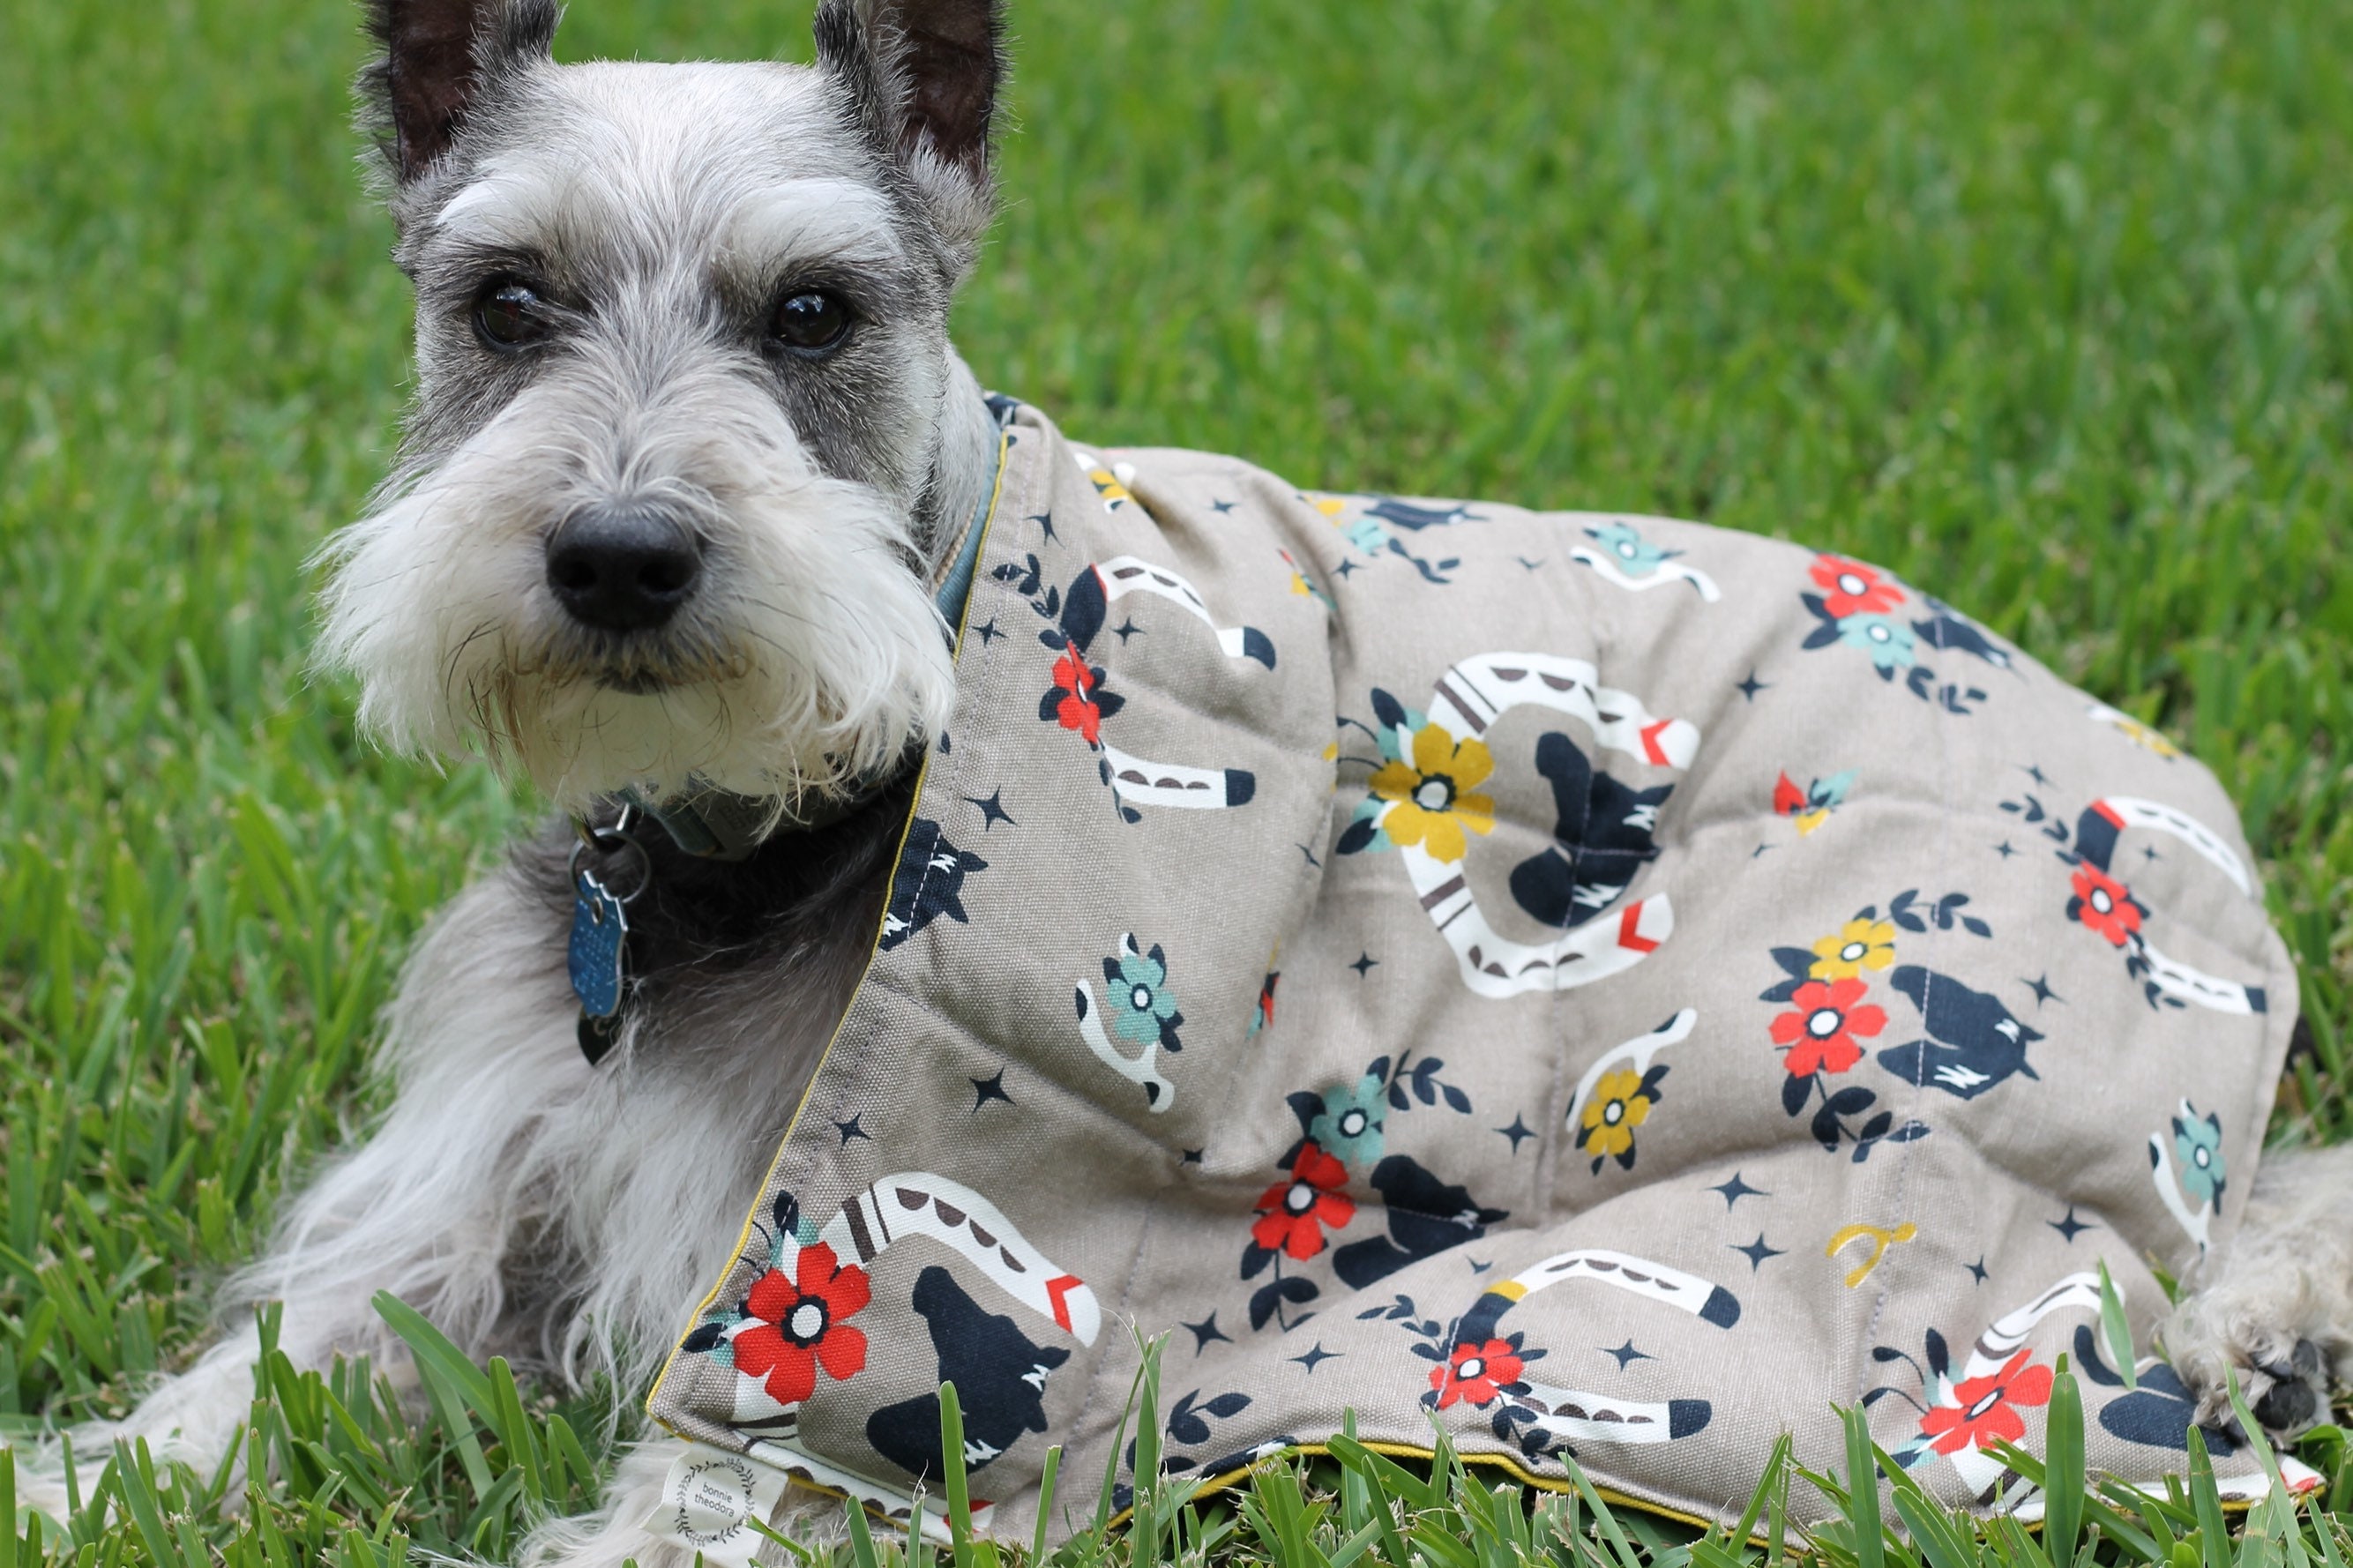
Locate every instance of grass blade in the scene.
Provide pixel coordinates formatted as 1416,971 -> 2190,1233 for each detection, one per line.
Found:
2186,1425 -> 2230,1568
844,1491 -> 881,1568
1029,1445 -> 1061,1566
1842,1402 -> 1886,1568
1,1446 -> 16,1568
2043,1361 -> 2084,1564
939,1380 -> 974,1568
2096,1261 -> 2138,1392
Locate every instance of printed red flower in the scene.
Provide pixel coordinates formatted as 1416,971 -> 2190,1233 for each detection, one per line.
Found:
1918,1348 -> 2053,1455
1251,1140 -> 1356,1259
1769,977 -> 1888,1077
1050,650 -> 1104,744
1810,555 -> 1906,618
731,1242 -> 870,1407
1429,1339 -> 1525,1410
2068,864 -> 2144,947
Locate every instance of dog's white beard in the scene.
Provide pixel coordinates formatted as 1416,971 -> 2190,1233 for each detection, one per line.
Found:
313,377 -> 956,809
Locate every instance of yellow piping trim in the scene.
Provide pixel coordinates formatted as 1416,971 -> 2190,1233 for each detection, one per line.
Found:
645,429 -> 1012,1423
1112,1438 -> 1721,1537
1114,1435 -> 2265,1542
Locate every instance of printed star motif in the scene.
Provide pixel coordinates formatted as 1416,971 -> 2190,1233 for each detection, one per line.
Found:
1184,1313 -> 1232,1352
1496,1115 -> 1536,1154
963,789 -> 1016,830
971,619 -> 1002,646
1348,952 -> 1379,977
1027,511 -> 1056,542
2143,844 -> 2163,862
1289,1342 -> 1341,1374
2049,1205 -> 2095,1243
1708,1171 -> 1768,1210
1210,498 -> 1236,513
1752,843 -> 1775,859
970,1070 -> 1014,1111
1112,618 -> 1145,644
1602,1340 -> 1651,1370
1992,840 -> 2017,859
2022,974 -> 2062,1007
1468,1258 -> 1493,1274
1296,843 -> 1322,869
1732,1234 -> 1785,1272
833,1114 -> 870,1145
1736,670 -> 1769,701
1334,558 -> 1360,578
2021,763 -> 2054,788
1966,1256 -> 1989,1284
1516,556 -> 1544,571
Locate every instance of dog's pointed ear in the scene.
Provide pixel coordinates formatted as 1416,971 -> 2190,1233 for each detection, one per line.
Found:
814,0 -> 1007,259
362,0 -> 558,183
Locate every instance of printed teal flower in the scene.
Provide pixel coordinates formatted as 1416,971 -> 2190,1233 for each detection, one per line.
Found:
1345,516 -> 1391,556
1836,612 -> 1917,671
1104,938 -> 1184,1050
2174,1112 -> 2225,1206
1308,1074 -> 1387,1169
1586,522 -> 1675,578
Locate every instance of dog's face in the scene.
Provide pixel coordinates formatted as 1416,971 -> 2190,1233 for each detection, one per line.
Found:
317,0 -> 1005,809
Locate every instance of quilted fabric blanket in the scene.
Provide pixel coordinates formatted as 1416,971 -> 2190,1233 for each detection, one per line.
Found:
645,398 -> 2304,1541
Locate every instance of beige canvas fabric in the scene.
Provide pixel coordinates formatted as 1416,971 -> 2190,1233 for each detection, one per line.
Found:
646,399 -> 2304,1539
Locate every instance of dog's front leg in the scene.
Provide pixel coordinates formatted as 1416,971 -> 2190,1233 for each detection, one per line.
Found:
2164,1143 -> 2353,1437
10,870 -> 586,1517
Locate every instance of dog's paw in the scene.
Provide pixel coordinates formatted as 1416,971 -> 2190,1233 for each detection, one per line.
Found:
2163,1280 -> 2335,1438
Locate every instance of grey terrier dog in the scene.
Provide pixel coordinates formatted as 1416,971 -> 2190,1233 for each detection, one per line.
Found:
7,0 -> 2343,1559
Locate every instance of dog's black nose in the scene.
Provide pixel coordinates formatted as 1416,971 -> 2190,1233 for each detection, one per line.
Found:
545,507 -> 702,632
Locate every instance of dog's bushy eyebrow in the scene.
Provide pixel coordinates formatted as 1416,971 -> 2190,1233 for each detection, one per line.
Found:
718,181 -> 910,274
412,238 -> 553,299
429,155 -> 627,255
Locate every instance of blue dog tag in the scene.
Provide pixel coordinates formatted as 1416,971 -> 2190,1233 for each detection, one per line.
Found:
568,868 -> 629,1020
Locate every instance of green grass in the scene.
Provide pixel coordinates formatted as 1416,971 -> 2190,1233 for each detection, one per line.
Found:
2,0 -> 2350,1561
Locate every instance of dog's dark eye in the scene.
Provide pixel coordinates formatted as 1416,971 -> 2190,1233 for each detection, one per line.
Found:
769,290 -> 854,354
473,279 -> 550,349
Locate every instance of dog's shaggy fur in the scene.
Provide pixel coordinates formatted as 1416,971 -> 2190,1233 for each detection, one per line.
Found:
4,0 -> 2336,1559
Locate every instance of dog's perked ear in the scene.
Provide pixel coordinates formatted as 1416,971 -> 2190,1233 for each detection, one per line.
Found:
814,0 -> 1008,260
360,0 -> 558,182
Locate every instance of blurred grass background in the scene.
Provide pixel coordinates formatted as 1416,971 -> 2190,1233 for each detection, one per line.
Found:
1,0 -> 2349,1557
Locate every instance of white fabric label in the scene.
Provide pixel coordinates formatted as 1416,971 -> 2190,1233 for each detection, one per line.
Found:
646,1443 -> 793,1568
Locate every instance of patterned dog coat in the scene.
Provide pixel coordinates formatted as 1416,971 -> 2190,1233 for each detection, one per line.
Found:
645,398 -> 2305,1543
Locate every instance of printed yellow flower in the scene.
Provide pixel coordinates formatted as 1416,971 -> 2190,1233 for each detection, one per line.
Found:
1811,917 -> 1897,981
1368,723 -> 1496,863
1579,1070 -> 1653,1159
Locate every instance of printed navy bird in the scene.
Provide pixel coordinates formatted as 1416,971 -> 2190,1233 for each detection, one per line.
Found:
1912,597 -> 2013,669
1875,966 -> 2043,1099
1510,730 -> 1673,930
1362,497 -> 1479,531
